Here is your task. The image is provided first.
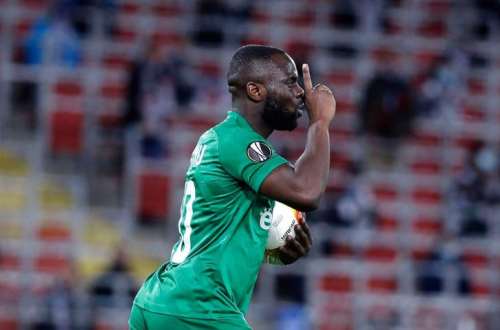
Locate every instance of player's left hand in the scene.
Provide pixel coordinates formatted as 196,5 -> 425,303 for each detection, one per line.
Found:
277,220 -> 312,265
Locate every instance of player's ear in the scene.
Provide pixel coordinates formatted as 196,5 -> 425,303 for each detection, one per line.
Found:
246,82 -> 266,102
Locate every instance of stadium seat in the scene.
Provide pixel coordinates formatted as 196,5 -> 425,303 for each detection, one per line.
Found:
284,10 -> 315,28
410,159 -> 442,175
0,148 -> 30,176
461,250 -> 489,269
112,26 -> 138,43
0,251 -> 21,270
53,81 -> 83,98
375,215 -> 399,232
462,105 -> 487,122
366,275 -> 398,293
417,19 -> 447,38
38,181 -> 74,211
101,53 -> 132,70
49,110 -> 84,155
118,1 -> 140,14
363,244 -> 399,263
100,82 -> 126,100
137,172 -> 171,220
36,220 -> 72,242
0,180 -> 28,213
411,187 -> 442,205
152,31 -> 184,47
0,318 -> 18,330
372,184 -> 399,202
467,78 -> 487,96
319,273 -> 353,293
412,217 -> 443,236
151,3 -> 184,17
34,253 -> 70,274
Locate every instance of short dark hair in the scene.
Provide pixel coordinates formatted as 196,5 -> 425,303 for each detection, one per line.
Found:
227,45 -> 286,96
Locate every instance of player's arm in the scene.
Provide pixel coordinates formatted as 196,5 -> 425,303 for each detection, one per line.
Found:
260,64 -> 336,212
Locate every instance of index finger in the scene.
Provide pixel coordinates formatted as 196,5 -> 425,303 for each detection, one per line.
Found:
302,63 -> 313,93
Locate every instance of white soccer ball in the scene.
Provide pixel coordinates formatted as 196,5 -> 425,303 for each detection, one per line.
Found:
266,201 -> 304,250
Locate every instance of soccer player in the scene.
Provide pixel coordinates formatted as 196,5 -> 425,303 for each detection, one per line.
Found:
129,45 -> 336,329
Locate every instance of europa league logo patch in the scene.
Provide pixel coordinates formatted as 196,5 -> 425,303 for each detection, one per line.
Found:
247,141 -> 272,162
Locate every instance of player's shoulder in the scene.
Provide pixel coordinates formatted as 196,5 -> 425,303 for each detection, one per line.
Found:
213,115 -> 262,148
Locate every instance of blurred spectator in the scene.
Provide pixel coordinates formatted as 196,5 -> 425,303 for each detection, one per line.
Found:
192,0 -> 226,47
89,248 -> 137,307
330,0 -> 359,30
124,42 -> 192,159
447,142 -> 499,237
68,0 -> 117,38
32,266 -> 89,330
8,81 -> 38,133
413,49 -> 466,118
314,161 -> 376,228
471,0 -> 500,40
415,234 -> 471,296
359,69 -> 415,140
24,3 -> 82,68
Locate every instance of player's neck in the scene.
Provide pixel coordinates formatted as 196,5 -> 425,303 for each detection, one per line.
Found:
233,104 -> 273,138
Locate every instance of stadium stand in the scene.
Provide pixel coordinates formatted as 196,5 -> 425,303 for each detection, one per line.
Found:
0,0 -> 499,329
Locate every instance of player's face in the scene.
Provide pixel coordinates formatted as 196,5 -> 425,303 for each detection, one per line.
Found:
262,55 -> 305,131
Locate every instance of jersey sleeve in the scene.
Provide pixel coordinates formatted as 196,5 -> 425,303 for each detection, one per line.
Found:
217,131 -> 288,193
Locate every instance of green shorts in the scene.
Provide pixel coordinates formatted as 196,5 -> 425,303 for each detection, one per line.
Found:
129,304 -> 252,330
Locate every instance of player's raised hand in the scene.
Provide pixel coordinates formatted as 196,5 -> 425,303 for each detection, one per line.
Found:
302,63 -> 336,125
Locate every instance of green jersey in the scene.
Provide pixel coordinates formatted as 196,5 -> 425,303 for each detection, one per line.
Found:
134,111 -> 288,320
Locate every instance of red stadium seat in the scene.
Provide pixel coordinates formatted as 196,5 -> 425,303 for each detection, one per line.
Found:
34,254 -> 70,273
151,3 -> 184,17
366,275 -> 398,293
462,106 -> 486,122
363,244 -> 398,263
417,19 -> 447,38
53,81 -> 83,97
13,19 -> 34,37
0,252 -> 21,270
410,131 -> 442,147
37,221 -> 72,242
370,47 -> 401,64
102,54 -> 132,70
113,26 -> 138,43
284,11 -> 315,28
49,110 -> 84,154
330,151 -> 352,169
411,187 -> 442,205
411,247 -> 433,262
118,1 -> 140,14
461,250 -> 489,269
326,71 -> 356,87
0,318 -> 18,330
413,50 -> 442,67
137,172 -> 171,220
410,160 -> 442,175
372,184 -> 398,202
375,215 -> 399,232
319,273 -> 353,293
467,78 -> 487,96
152,31 -> 184,47
100,82 -> 126,100
412,217 -> 442,235
423,0 -> 452,14
20,0 -> 51,9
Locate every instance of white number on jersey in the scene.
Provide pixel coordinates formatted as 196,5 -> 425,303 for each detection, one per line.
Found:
171,180 -> 196,264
